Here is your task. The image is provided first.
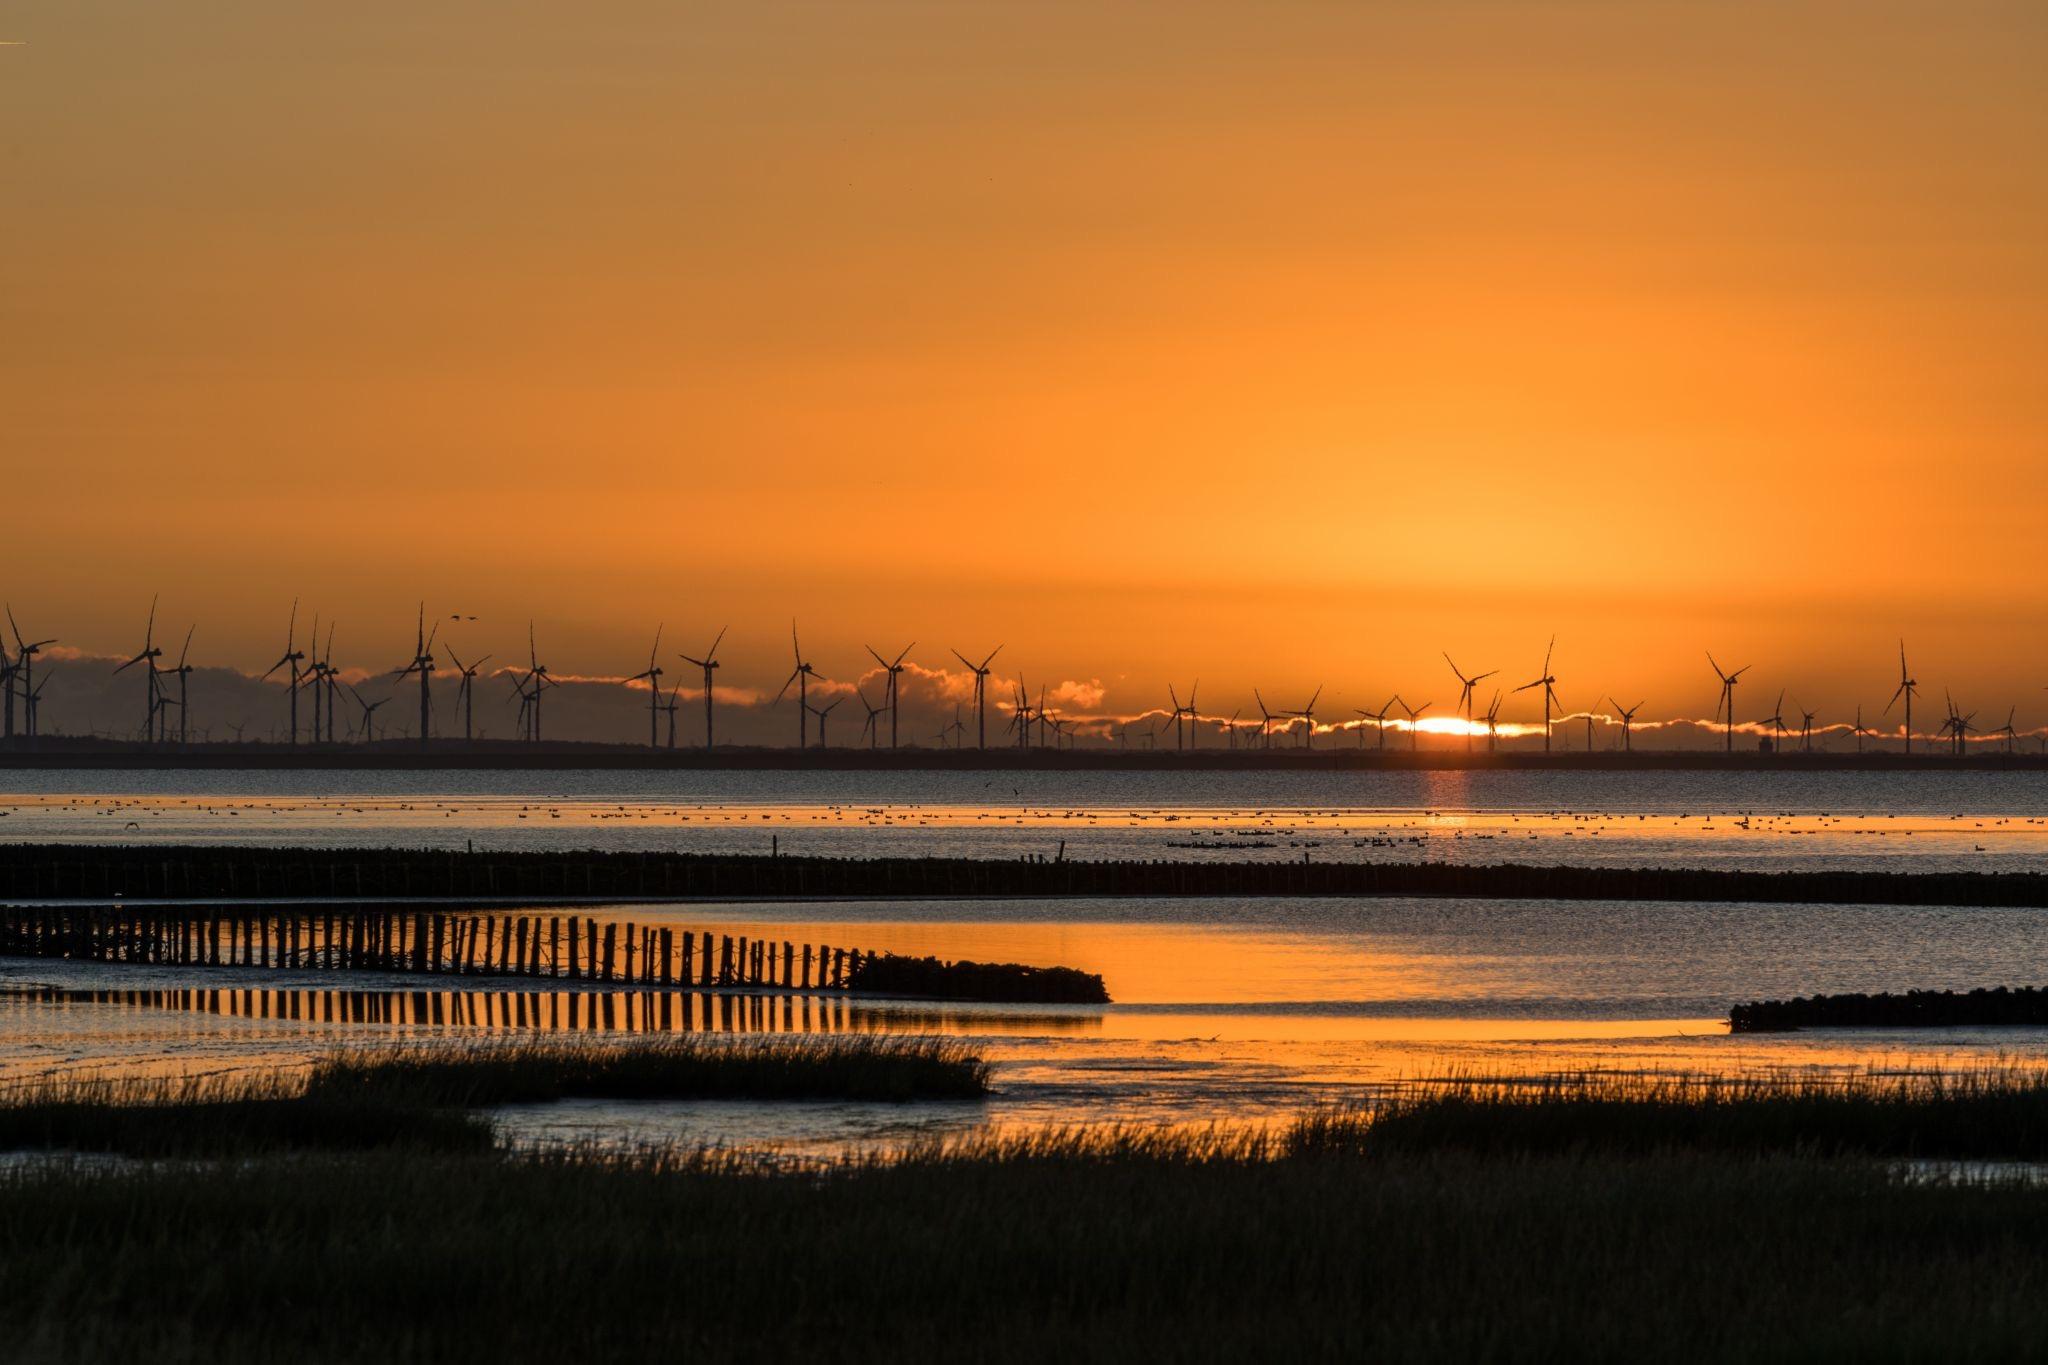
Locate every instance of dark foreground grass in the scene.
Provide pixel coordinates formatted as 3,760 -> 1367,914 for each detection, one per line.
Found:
1312,1068 -> 2048,1160
2,1136 -> 2047,1363
0,1037 -> 988,1156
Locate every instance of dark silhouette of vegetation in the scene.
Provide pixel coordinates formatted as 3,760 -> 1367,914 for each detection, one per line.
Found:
2,1133 -> 2048,1360
1730,985 -> 2048,1032
1297,1069 -> 2048,1160
0,1038 -> 988,1156
8,841 -> 2048,908
846,952 -> 1108,1004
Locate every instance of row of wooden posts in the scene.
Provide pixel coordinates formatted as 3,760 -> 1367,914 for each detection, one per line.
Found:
0,905 -> 871,991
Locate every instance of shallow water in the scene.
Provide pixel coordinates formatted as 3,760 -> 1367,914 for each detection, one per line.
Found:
4,767 -> 2048,874
4,888 -> 2046,1154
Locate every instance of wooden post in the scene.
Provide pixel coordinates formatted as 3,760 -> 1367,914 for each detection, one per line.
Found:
660,928 -> 674,986
549,917 -> 561,978
601,923 -> 617,983
515,918 -> 530,977
719,935 -> 733,986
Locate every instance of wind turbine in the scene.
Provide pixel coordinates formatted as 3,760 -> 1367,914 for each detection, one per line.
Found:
1999,706 -> 2019,755
678,627 -> 727,750
1165,684 -> 1196,751
1610,698 -> 1643,754
865,641 -> 914,748
507,624 -> 555,742
1941,692 -> 1977,757
1252,688 -> 1278,750
346,683 -> 390,744
945,705 -> 967,750
1287,685 -> 1322,750
774,622 -> 817,749
1851,704 -> 1865,755
260,600 -> 306,745
661,682 -> 682,750
1443,653 -> 1498,752
1795,700 -> 1817,752
857,686 -> 884,750
809,695 -> 846,748
112,595 -> 165,743
626,625 -> 665,749
1220,707 -> 1241,748
1399,697 -> 1433,752
5,607 -> 54,744
1513,637 -> 1563,752
391,605 -> 438,750
444,647 -> 491,743
1763,690 -> 1790,752
949,645 -> 1002,749
1369,695 -> 1401,753
1886,642 -> 1919,756
1707,653 -> 1749,754
1485,691 -> 1503,753
159,627 -> 195,745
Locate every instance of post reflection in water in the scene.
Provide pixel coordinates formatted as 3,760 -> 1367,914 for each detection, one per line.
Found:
40,985 -> 1103,1039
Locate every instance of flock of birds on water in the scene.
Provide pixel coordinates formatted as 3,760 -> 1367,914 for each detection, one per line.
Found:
0,792 -> 2040,871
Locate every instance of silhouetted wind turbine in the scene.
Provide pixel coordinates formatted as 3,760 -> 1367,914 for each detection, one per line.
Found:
1795,700 -> 1817,752
626,625 -> 665,749
1166,684 -> 1196,751
774,622 -> 818,750
112,595 -> 165,743
260,600 -> 306,745
5,606 -> 54,744
1369,695 -> 1400,753
1513,637 -> 1564,753
1288,685 -> 1322,750
1443,653 -> 1497,753
444,647 -> 491,743
1940,691 -> 1977,757
1708,652 -> 1750,754
1252,689 -> 1278,750
1485,691 -> 1503,753
391,605 -> 438,750
678,627 -> 726,750
866,641 -> 914,748
1851,704 -> 1865,755
1886,642 -> 1919,756
950,645 -> 1002,749
661,681 -> 682,750
1610,698 -> 1643,753
162,626 -> 195,745
1999,706 -> 2019,755
1399,697 -> 1432,752
809,695 -> 845,748
857,686 -> 884,750
1763,689 -> 1790,752
346,683 -> 389,744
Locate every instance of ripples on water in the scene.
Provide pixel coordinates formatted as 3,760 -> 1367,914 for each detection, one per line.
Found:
4,768 -> 2048,1151
4,767 -> 2048,874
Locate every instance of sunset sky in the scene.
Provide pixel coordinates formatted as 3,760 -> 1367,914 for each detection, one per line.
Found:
5,1 -> 2046,736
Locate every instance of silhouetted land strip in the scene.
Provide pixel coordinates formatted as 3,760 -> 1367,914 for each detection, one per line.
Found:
0,1038 -> 987,1157
9,1075 -> 2048,1359
3,734 -> 2046,770
5,842 -> 2048,908
1730,986 -> 2048,1032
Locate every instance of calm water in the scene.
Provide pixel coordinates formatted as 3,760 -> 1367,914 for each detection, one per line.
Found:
4,884 -> 2046,1153
3,767 -> 2048,873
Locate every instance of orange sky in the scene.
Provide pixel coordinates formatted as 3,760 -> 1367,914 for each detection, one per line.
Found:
4,1 -> 2046,725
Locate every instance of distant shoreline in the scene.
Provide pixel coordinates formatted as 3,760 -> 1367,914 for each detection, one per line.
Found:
0,740 -> 2041,773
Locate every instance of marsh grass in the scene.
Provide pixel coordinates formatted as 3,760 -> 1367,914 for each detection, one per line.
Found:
0,1036 -> 989,1157
2,1141 -> 2047,1362
1289,1067 -> 2048,1160
303,1035 -> 993,1106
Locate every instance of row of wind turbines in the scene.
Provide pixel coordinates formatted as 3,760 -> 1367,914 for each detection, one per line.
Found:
5,597 -> 2037,756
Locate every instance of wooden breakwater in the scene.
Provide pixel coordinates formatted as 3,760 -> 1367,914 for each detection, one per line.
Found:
0,904 -> 871,992
2,844 -> 2048,908
1730,986 -> 2048,1033
0,902 -> 1112,1003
